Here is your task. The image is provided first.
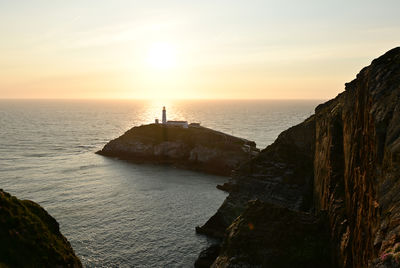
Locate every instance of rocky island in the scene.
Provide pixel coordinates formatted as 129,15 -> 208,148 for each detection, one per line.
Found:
97,121 -> 259,176
195,47 -> 400,268
0,189 -> 82,267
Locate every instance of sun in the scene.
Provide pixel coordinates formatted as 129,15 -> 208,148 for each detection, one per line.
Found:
146,42 -> 177,70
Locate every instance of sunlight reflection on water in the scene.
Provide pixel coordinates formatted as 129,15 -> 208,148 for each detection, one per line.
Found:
0,99 -> 321,267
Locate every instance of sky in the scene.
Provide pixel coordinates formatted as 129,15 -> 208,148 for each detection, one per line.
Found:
0,0 -> 399,100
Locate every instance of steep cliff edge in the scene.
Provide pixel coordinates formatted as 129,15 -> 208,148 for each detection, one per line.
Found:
197,47 -> 400,267
0,189 -> 82,267
97,124 -> 259,176
213,200 -> 331,268
196,115 -> 315,237
314,47 -> 400,267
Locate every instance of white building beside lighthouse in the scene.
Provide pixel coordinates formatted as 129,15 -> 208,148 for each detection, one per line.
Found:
155,106 -> 189,128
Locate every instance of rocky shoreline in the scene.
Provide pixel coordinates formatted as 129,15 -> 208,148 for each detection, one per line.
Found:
97,124 -> 259,176
3,47 -> 398,267
195,47 -> 400,267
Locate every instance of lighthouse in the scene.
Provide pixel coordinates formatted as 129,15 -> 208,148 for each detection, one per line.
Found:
155,106 -> 192,128
162,106 -> 167,124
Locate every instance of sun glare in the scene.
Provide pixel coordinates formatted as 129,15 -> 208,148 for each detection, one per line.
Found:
146,42 -> 177,70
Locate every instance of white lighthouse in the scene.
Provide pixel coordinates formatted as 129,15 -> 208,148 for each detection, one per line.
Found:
162,106 -> 167,124
156,106 -> 189,128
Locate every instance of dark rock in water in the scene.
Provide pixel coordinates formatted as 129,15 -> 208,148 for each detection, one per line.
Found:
97,124 -> 259,176
196,210 -> 228,239
194,244 -> 221,268
196,47 -> 400,268
0,189 -> 82,267
216,181 -> 236,193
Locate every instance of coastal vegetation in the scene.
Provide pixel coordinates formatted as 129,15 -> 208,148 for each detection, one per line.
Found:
0,190 -> 81,267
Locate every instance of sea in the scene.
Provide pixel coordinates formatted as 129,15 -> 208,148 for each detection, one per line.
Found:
0,99 -> 322,267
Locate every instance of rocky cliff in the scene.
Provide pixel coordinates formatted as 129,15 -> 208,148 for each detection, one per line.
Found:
195,115 -> 316,238
314,47 -> 400,267
0,189 -> 82,267
97,124 -> 259,176
196,47 -> 400,267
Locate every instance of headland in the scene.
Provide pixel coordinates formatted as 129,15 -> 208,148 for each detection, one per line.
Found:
195,47 -> 400,267
0,189 -> 82,267
97,120 -> 259,176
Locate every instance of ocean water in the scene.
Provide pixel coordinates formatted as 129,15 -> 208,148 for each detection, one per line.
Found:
0,99 -> 321,267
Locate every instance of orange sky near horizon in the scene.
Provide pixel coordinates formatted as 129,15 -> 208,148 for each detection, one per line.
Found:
0,1 -> 399,100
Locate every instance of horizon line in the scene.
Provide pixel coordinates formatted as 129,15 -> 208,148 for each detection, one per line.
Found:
0,97 -> 328,101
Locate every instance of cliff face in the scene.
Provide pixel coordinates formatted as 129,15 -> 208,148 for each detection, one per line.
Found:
0,189 -> 82,267
213,200 -> 331,268
314,47 -> 400,267
196,115 -> 315,237
97,124 -> 259,176
197,47 -> 400,267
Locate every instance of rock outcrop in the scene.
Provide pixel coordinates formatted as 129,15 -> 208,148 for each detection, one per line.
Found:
0,189 -> 82,267
313,47 -> 400,267
97,124 -> 259,176
195,114 -> 315,237
197,47 -> 400,267
213,200 -> 331,268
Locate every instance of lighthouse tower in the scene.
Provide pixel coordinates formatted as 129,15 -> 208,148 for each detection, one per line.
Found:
162,106 -> 167,124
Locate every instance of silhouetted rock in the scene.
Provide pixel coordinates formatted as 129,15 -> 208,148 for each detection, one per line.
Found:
313,47 -> 400,267
0,189 -> 82,267
97,124 -> 259,176
197,47 -> 400,267
213,200 -> 331,268
196,115 -> 315,238
216,182 -> 236,192
195,244 -> 221,268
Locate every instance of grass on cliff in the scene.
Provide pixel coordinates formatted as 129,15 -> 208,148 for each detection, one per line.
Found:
0,190 -> 81,267
122,124 -> 248,149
